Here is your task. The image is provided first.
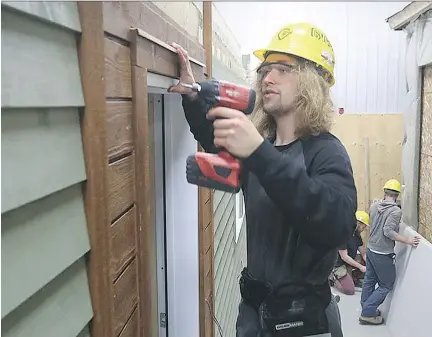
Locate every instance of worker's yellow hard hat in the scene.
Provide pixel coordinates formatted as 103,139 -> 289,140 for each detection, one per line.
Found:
383,179 -> 401,193
253,22 -> 336,86
355,211 -> 370,226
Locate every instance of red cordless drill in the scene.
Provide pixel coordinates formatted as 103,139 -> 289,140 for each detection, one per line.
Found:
182,80 -> 256,193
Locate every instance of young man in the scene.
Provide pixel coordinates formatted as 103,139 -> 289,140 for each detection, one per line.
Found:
330,211 -> 369,295
359,179 -> 420,325
169,22 -> 357,337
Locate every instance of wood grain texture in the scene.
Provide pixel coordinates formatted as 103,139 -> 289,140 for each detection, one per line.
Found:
110,206 -> 137,281
132,29 -> 205,80
200,3 -> 215,337
332,114 -> 403,211
102,1 -> 205,64
131,64 -> 158,337
419,65 -> 432,242
104,37 -> 132,98
118,307 -> 139,337
107,154 -> 135,221
106,101 -> 133,159
77,3 -> 112,337
112,259 -> 138,337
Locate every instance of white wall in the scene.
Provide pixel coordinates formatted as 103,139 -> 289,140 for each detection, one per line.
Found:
164,92 -> 200,337
215,1 -> 410,114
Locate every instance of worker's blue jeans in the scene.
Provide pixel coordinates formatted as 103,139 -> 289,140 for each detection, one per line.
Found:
360,248 -> 396,317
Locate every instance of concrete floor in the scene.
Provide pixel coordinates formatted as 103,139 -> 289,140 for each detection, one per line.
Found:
334,286 -> 393,337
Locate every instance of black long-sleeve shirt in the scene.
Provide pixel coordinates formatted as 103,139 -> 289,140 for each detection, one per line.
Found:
182,94 -> 357,305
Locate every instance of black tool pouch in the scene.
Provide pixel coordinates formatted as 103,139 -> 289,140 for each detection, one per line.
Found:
239,268 -> 272,310
259,282 -> 329,337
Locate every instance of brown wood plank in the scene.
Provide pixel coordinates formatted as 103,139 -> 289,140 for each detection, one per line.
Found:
110,205 -> 137,280
77,3 -> 112,337
112,258 -> 138,337
107,101 -> 133,160
131,64 -> 158,337
107,154 -> 135,221
131,29 -> 205,80
102,1 -> 205,64
104,37 -> 132,98
118,307 -> 139,337
203,221 -> 213,254
202,198 -> 212,230
200,3 -> 214,337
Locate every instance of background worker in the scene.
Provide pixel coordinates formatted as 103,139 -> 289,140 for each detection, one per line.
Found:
169,22 -> 357,337
330,211 -> 369,295
359,179 -> 421,325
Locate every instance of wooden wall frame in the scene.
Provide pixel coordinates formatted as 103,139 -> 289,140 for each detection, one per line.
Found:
77,3 -> 113,337
130,28 -> 214,337
78,1 -> 214,336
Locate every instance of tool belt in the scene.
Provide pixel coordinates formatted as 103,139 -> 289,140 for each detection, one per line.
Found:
239,268 -> 329,337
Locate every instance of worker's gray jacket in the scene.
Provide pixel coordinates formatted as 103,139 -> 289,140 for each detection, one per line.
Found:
367,200 -> 402,254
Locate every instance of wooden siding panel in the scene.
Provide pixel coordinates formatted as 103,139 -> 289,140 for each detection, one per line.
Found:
110,206 -> 137,280
107,101 -> 134,159
104,38 -> 132,99
106,154 -> 135,221
213,192 -> 232,234
118,308 -> 139,337
214,208 -> 235,287
1,1 -> 81,32
1,184 -> 89,318
102,1 -> 205,64
2,258 -> 93,337
77,3 -> 112,337
1,8 -> 84,108
1,108 -> 86,213
112,259 -> 138,337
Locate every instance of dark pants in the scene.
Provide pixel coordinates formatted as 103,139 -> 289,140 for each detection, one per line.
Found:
236,295 -> 343,337
360,249 -> 396,317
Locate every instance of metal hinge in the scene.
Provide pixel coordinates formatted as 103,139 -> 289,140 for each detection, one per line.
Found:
160,313 -> 167,328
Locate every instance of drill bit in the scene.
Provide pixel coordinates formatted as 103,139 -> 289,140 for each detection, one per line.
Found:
181,82 -> 201,92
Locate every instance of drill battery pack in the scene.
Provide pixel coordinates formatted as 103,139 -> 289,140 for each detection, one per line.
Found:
186,151 -> 242,193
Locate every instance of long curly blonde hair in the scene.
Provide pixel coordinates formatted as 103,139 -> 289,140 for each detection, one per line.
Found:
250,62 -> 335,140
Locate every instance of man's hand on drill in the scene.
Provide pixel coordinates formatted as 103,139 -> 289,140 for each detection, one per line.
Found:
207,107 -> 264,159
167,43 -> 196,95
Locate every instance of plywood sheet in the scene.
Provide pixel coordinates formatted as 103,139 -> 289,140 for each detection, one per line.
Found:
331,113 -> 403,211
419,65 -> 432,242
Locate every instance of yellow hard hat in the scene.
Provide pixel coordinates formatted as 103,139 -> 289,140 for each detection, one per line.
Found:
355,211 -> 370,226
253,22 -> 336,86
383,179 -> 401,193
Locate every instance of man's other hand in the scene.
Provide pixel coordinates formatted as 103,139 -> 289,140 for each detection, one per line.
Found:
207,107 -> 264,159
167,43 -> 196,95
409,235 -> 421,247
